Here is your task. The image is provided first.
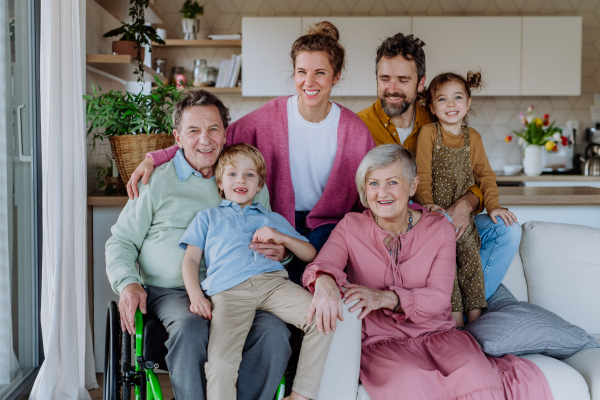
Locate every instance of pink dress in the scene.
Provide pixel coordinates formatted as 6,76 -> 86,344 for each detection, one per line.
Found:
303,204 -> 553,400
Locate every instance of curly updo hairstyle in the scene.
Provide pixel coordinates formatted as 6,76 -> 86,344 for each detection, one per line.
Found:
423,71 -> 483,126
376,33 -> 426,82
290,21 -> 346,78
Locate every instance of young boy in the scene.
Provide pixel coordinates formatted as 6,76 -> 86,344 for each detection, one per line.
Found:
179,143 -> 333,400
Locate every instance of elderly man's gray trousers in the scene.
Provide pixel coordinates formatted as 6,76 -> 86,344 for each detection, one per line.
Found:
145,286 -> 292,400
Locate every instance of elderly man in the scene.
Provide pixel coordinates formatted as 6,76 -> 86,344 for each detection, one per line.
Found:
357,33 -> 521,302
106,90 -> 291,400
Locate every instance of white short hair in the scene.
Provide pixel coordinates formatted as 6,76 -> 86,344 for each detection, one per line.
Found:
355,144 -> 417,207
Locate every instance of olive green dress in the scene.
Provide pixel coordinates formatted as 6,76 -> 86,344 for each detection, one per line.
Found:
431,123 -> 487,313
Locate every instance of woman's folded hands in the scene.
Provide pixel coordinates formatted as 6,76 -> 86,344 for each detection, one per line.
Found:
343,284 -> 400,320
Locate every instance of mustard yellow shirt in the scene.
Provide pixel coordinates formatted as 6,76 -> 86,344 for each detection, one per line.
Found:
357,100 -> 484,213
414,123 -> 500,212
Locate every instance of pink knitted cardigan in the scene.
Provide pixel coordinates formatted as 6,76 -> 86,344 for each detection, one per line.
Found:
148,96 -> 376,229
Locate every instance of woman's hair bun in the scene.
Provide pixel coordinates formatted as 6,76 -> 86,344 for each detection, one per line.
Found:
466,71 -> 482,90
306,21 -> 340,42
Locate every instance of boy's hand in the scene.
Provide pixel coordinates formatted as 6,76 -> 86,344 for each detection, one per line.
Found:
189,296 -> 212,320
252,226 -> 286,245
489,208 -> 517,226
423,203 -> 446,212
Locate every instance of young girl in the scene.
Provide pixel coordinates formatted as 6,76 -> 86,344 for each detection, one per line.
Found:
414,71 -> 517,327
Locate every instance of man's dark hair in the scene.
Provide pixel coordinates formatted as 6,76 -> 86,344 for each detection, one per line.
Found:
172,89 -> 231,132
375,33 -> 426,82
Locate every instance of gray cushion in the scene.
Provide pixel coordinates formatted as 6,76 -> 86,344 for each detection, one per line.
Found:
465,284 -> 599,359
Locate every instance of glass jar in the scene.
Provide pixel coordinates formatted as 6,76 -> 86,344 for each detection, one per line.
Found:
155,59 -> 167,76
207,67 -> 217,87
192,59 -> 209,87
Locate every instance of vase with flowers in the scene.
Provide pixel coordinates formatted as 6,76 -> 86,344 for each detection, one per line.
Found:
507,105 -> 563,176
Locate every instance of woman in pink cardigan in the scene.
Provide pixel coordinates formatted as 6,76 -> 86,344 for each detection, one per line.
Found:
303,145 -> 553,400
127,21 -> 375,285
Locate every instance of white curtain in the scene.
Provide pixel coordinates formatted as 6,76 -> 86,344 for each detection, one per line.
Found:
0,0 -> 22,388
30,0 -> 98,398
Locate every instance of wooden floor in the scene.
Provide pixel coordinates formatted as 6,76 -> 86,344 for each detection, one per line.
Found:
90,373 -> 174,400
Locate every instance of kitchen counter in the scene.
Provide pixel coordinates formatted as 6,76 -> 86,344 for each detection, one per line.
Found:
496,173 -> 600,182
497,186 -> 600,205
87,186 -> 600,207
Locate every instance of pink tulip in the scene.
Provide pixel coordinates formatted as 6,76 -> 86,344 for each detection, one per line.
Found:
527,105 -> 534,113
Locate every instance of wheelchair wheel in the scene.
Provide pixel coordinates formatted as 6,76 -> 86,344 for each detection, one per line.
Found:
104,302 -> 120,400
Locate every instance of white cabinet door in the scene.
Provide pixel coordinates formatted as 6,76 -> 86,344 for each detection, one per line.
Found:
413,17 -> 521,96
242,17 -> 302,97
521,17 -> 582,96
301,17 -> 412,96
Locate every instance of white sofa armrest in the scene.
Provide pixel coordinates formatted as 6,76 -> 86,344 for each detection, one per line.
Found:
316,298 -> 362,400
563,348 -> 600,400
521,354 -> 590,400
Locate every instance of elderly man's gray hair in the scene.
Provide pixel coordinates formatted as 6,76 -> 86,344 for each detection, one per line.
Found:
355,144 -> 417,207
172,89 -> 231,133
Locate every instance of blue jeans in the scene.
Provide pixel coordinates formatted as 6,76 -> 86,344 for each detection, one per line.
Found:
287,211 -> 337,285
442,213 -> 521,300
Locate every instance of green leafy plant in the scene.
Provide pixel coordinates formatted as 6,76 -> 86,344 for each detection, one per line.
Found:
103,0 -> 166,82
179,0 -> 204,19
83,77 -> 186,146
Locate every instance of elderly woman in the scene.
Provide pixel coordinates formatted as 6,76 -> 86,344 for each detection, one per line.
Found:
303,145 -> 553,400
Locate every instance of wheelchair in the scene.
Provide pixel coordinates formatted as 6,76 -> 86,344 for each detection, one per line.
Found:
103,301 -> 287,400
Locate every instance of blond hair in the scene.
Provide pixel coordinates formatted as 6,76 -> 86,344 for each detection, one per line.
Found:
214,143 -> 267,199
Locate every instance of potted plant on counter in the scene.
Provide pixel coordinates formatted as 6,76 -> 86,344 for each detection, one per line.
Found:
180,0 -> 204,40
84,77 -> 185,181
509,105 -> 563,176
103,0 -> 166,82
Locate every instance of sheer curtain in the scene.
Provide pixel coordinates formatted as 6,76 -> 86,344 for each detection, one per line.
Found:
0,0 -> 22,389
29,0 -> 98,398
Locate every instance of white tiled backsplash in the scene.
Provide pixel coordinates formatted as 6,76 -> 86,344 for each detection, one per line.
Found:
87,0 -> 600,192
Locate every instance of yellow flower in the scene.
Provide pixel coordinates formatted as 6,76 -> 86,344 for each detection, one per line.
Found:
545,141 -> 555,151
535,118 -> 543,128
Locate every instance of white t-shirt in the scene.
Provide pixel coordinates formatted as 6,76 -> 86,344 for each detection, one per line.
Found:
287,95 -> 340,212
395,112 -> 415,144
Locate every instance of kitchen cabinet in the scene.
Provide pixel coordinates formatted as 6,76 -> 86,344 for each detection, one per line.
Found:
242,17 -> 302,97
412,17 -> 522,96
521,17 -> 582,96
242,16 -> 582,97
301,17 -> 411,96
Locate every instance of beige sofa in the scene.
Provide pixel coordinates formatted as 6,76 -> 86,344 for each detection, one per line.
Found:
316,221 -> 600,400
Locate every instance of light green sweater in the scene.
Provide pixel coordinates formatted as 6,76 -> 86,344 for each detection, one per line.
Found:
105,159 -> 270,295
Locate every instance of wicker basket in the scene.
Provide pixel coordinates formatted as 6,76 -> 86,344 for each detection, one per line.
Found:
109,133 -> 176,182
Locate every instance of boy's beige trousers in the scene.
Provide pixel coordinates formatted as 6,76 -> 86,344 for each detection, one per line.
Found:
205,270 -> 334,399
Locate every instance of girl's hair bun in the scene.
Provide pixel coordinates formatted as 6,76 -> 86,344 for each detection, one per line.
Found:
306,21 -> 340,42
466,71 -> 482,91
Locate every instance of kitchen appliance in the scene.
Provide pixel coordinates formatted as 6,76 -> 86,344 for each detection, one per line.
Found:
587,125 -> 600,144
581,144 -> 600,176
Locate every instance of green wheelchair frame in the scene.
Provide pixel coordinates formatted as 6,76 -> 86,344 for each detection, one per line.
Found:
104,301 -> 286,400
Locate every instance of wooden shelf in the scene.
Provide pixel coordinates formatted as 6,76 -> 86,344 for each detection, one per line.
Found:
152,39 -> 242,47
203,87 -> 242,94
93,0 -> 163,24
86,54 -> 162,82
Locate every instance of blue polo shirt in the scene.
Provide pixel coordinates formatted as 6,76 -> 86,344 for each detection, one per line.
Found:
179,200 -> 308,295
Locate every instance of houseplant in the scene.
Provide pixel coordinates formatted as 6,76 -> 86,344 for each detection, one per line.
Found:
510,105 -> 563,176
103,0 -> 166,82
84,77 -> 185,180
179,0 -> 204,40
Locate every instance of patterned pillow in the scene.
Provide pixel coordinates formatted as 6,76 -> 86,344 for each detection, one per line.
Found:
465,285 -> 599,359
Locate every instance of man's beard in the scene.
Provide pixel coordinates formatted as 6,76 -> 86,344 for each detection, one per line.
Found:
379,90 -> 417,118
